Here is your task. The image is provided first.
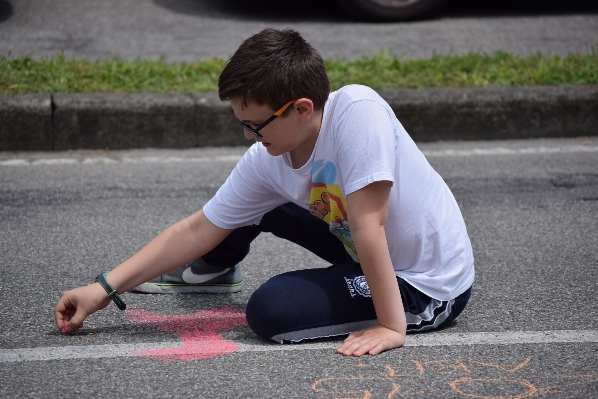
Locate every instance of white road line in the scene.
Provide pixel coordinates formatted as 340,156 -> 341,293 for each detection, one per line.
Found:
0,342 -> 181,363
1,145 -> 596,166
1,330 -> 597,363
0,154 -> 244,166
422,145 -> 598,157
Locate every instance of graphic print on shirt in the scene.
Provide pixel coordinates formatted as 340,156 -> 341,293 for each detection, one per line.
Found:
309,159 -> 358,261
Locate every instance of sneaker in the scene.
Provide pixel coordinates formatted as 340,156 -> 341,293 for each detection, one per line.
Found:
131,258 -> 243,294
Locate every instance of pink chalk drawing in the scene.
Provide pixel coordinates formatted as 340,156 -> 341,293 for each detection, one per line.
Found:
125,307 -> 248,362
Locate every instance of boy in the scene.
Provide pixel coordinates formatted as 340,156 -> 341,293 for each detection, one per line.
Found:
54,28 -> 474,357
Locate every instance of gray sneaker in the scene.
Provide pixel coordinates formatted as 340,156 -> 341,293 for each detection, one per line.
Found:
131,258 -> 243,294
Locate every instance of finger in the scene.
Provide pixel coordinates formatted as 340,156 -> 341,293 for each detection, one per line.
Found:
344,329 -> 365,341
338,331 -> 366,354
65,307 -> 89,333
351,339 -> 379,357
54,295 -> 74,330
337,336 -> 371,356
337,334 -> 363,350
336,342 -> 350,355
336,340 -> 357,355
65,306 -> 77,325
368,341 -> 389,356
54,309 -> 64,331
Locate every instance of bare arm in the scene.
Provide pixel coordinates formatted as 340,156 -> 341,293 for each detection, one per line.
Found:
336,181 -> 407,356
54,209 -> 232,332
106,209 -> 231,293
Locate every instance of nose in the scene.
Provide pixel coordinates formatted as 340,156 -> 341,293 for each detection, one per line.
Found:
243,129 -> 253,140
243,129 -> 260,141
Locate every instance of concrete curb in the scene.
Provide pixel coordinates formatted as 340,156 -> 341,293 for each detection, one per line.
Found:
1,85 -> 596,151
382,85 -> 598,141
0,94 -> 52,151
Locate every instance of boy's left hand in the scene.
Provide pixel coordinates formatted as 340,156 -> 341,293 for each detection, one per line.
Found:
336,325 -> 405,356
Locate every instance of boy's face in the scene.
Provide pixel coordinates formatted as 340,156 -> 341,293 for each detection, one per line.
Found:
231,97 -> 322,162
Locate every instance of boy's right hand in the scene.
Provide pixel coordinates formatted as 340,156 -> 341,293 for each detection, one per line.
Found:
54,283 -> 111,333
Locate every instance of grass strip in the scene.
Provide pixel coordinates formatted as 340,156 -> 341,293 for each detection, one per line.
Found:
1,50 -> 596,95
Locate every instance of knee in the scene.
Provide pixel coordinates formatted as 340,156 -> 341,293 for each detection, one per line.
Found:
246,272 -> 329,341
246,280 -> 289,340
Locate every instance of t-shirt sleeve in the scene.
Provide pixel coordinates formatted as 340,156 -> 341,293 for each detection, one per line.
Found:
333,99 -> 397,195
202,145 -> 283,229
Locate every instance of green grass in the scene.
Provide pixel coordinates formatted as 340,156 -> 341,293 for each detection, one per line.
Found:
1,50 -> 596,95
326,50 -> 598,90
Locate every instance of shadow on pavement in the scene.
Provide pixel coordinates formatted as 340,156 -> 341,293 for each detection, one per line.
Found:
0,0 -> 13,23
153,0 -> 598,23
152,0 -> 356,23
445,0 -> 598,18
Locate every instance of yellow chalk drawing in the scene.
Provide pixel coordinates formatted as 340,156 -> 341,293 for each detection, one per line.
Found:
312,357 -> 598,398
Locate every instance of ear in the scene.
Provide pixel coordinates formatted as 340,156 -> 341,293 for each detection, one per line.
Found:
294,98 -> 315,122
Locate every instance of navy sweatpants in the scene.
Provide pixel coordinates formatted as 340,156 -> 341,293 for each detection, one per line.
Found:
203,203 -> 471,343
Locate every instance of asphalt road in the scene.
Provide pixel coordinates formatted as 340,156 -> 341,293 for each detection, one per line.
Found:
1,137 -> 597,398
0,0 -> 597,60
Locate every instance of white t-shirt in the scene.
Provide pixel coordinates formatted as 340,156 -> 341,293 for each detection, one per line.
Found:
203,85 -> 474,301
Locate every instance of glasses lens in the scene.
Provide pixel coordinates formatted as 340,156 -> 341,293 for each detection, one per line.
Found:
233,111 -> 264,138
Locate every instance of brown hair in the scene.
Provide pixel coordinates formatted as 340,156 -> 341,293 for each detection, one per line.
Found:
218,28 -> 330,114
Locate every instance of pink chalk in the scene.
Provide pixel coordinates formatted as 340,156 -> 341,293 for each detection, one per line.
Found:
125,307 -> 247,362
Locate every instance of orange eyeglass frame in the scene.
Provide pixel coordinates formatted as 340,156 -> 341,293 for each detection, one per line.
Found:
233,100 -> 295,138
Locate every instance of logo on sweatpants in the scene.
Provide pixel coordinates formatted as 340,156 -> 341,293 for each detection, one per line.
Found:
344,276 -> 371,298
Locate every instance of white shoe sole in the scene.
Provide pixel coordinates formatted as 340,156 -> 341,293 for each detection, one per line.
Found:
131,282 -> 243,294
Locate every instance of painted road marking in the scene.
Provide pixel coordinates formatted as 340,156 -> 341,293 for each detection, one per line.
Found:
1,330 -> 597,363
422,145 -> 598,157
1,145 -> 597,166
0,154 -> 244,166
125,307 -> 247,361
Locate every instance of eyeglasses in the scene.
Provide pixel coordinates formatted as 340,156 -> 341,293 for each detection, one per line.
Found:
233,100 -> 295,138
